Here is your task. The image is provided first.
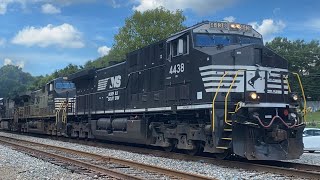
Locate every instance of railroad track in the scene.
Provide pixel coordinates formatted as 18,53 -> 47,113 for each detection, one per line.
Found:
1,132 -> 320,179
56,135 -> 320,179
0,135 -> 214,180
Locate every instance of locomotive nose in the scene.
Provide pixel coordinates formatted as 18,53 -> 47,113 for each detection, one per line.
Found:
250,45 -> 288,69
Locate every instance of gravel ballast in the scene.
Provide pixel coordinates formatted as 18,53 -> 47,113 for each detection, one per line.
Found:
0,143 -> 96,180
0,131 -> 314,179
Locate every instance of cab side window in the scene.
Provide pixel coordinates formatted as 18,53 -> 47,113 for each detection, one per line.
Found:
172,40 -> 178,56
170,35 -> 189,58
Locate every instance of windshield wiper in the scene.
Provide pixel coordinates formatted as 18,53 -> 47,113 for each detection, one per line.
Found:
205,30 -> 215,47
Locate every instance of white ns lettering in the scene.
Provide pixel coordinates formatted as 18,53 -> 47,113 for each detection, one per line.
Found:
110,75 -> 121,88
97,75 -> 121,91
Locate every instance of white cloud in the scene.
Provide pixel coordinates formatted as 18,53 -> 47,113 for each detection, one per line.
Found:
3,58 -> 24,68
4,58 -> 12,65
223,16 -> 236,22
0,0 -> 95,15
97,46 -> 111,57
109,0 -> 121,8
133,0 -> 235,15
12,23 -> 85,48
0,0 -> 14,14
0,0 -> 36,15
41,3 -> 61,14
249,19 -> 286,41
16,60 -> 25,68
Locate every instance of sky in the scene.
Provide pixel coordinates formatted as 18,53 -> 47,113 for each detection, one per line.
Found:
0,0 -> 319,76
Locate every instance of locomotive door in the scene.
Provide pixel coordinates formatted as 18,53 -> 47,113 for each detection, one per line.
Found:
165,33 -> 191,107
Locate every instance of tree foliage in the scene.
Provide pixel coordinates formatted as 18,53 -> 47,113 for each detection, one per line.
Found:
266,37 -> 320,100
83,56 -> 111,70
29,64 -> 81,91
106,7 -> 186,62
0,65 -> 35,98
83,7 -> 186,69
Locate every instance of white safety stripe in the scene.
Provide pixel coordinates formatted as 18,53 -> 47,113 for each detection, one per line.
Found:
205,88 -> 241,93
177,104 -> 212,110
240,102 -> 289,108
201,71 -> 245,77
267,90 -> 289,94
54,98 -> 76,112
67,107 -> 172,115
148,107 -> 171,111
199,65 -> 288,72
67,102 -> 291,116
268,79 -> 287,84
267,84 -> 288,89
204,82 -> 241,87
125,108 -> 145,112
202,76 -> 243,82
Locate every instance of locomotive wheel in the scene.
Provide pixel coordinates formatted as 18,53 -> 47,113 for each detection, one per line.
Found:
214,150 -> 231,160
185,142 -> 203,156
163,139 -> 177,152
163,144 -> 175,152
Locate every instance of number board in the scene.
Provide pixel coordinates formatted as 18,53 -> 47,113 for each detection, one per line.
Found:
209,22 -> 228,30
209,22 -> 252,32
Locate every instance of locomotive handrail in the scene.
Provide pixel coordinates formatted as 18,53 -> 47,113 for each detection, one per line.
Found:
211,72 -> 229,132
224,70 -> 244,126
292,72 -> 307,122
55,101 -> 68,125
62,101 -> 68,124
284,75 -> 291,92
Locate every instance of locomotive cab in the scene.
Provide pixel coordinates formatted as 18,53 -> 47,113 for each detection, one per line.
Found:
47,77 -> 76,98
46,77 -> 76,117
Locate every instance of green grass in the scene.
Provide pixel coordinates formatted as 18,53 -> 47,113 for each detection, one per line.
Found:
306,111 -> 320,128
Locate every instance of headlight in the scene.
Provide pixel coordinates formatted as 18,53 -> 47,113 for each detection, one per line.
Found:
249,92 -> 258,100
291,93 -> 299,101
292,94 -> 298,101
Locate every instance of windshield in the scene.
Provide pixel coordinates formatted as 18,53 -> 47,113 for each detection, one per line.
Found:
55,82 -> 75,89
194,34 -> 263,47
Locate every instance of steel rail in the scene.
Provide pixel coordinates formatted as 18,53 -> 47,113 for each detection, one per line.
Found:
1,132 -> 320,179
0,135 -> 215,180
0,138 -> 143,180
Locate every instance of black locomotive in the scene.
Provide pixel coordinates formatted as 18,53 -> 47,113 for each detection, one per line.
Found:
0,21 -> 306,160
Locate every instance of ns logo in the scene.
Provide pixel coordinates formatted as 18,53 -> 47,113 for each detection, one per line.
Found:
97,75 -> 121,91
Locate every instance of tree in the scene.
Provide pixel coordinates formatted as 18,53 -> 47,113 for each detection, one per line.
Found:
29,63 -> 81,91
83,7 -> 186,69
266,37 -> 320,100
0,65 -> 35,97
109,7 -> 186,61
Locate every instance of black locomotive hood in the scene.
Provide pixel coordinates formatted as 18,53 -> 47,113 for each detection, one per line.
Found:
197,44 -> 288,69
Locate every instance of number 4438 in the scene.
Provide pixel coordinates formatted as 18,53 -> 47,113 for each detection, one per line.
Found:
169,63 -> 184,74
